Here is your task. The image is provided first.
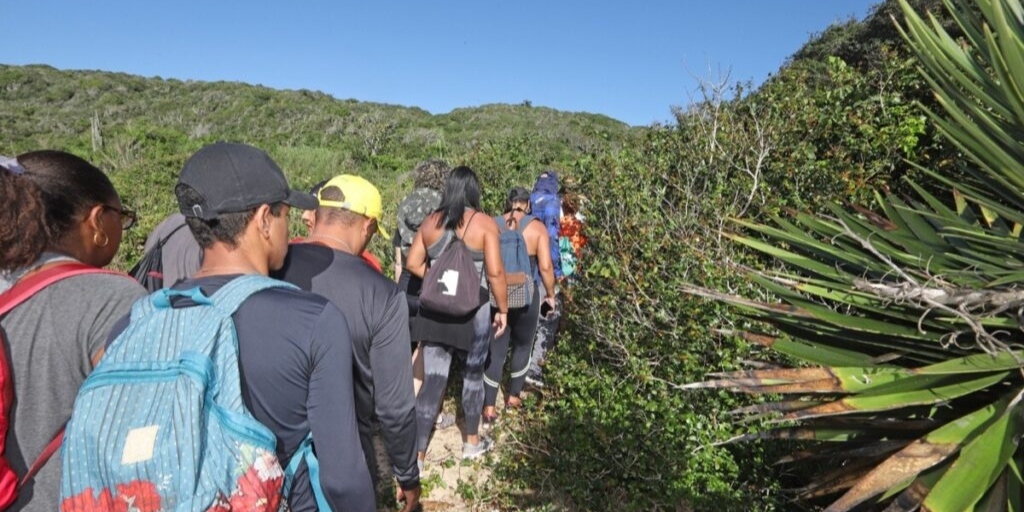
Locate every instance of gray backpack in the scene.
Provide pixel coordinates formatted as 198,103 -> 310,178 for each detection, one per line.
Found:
419,213 -> 486,316
490,214 -> 535,309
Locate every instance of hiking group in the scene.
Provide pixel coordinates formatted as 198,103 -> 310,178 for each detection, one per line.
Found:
0,143 -> 586,511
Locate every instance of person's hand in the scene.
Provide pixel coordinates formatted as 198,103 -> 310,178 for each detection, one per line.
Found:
493,312 -> 508,337
397,486 -> 421,512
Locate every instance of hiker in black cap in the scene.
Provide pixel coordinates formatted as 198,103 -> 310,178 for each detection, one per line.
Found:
107,142 -> 375,511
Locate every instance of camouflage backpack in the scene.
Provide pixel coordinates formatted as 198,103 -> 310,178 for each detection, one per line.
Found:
395,188 -> 442,255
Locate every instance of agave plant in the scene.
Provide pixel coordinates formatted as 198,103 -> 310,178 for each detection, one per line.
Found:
684,0 -> 1024,510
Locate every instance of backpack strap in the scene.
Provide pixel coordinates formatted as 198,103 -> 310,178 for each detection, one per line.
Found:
434,209 -> 480,257
156,223 -> 187,250
517,214 -> 536,234
147,274 -> 297,316
493,215 -> 509,233
210,274 -> 298,316
19,429 -> 63,488
0,263 -> 122,317
454,210 -> 479,241
144,223 -> 190,283
284,433 -> 331,512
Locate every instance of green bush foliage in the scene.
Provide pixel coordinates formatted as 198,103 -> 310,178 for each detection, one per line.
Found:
484,2 -> 962,509
484,90 -> 799,509
0,0 -> 966,508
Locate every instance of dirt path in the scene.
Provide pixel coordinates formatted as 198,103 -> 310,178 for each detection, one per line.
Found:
415,417 -> 493,511
372,402 -> 502,511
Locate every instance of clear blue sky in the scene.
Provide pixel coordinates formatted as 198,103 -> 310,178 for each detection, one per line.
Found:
1,0 -> 879,126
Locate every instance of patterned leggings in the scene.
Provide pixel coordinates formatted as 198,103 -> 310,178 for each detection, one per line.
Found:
529,290 -> 564,377
415,305 -> 492,453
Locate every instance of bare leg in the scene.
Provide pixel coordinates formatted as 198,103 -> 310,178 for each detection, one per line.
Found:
412,343 -> 424,396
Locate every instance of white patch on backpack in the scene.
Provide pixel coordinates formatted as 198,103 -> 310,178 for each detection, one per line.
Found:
438,270 -> 460,296
121,425 -> 159,464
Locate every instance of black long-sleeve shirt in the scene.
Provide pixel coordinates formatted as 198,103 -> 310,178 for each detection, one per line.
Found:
275,243 -> 419,491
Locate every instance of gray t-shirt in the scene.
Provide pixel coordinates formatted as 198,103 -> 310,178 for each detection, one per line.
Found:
143,213 -> 202,287
3,271 -> 144,511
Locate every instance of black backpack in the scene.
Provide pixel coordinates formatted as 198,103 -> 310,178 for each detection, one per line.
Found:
129,224 -> 186,293
419,213 -> 486,316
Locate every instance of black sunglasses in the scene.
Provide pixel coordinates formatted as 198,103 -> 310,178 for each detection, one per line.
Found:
103,205 -> 137,230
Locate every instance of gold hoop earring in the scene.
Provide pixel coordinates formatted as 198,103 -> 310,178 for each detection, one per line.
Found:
93,231 -> 110,248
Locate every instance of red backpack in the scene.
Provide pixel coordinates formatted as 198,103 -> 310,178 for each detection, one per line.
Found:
0,262 -> 120,509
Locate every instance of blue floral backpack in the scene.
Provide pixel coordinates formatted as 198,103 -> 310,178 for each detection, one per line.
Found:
60,275 -> 326,512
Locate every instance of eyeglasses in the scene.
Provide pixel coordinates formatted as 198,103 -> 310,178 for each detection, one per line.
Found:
103,205 -> 137,230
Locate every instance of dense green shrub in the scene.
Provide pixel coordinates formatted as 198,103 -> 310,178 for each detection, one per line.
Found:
485,4 -> 961,507
487,100 -> 798,510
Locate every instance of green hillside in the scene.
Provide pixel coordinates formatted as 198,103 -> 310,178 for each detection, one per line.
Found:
0,63 -> 635,267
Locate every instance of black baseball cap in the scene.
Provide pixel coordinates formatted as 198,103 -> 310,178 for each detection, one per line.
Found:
176,142 -> 317,220
507,186 -> 531,203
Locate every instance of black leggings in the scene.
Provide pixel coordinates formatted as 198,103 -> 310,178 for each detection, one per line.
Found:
483,287 -> 540,407
398,271 -> 423,332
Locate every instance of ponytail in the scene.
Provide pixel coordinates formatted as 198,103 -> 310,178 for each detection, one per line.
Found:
504,213 -> 519,231
503,186 -> 531,229
0,158 -> 48,272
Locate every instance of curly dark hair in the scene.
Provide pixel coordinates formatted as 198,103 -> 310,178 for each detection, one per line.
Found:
0,162 -> 48,272
412,159 -> 451,191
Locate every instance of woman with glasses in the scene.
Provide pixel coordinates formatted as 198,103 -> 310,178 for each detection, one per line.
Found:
0,150 -> 145,510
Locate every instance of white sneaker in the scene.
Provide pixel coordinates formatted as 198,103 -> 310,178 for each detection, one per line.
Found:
462,436 -> 493,460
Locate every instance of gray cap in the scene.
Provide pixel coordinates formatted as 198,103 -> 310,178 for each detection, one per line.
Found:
176,142 -> 317,220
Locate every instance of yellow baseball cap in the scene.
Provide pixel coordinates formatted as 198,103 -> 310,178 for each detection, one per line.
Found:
317,174 -> 389,238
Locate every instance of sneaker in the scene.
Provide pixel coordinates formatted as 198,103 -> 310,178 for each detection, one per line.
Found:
462,436 -> 493,460
524,375 -> 545,389
433,412 -> 456,431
